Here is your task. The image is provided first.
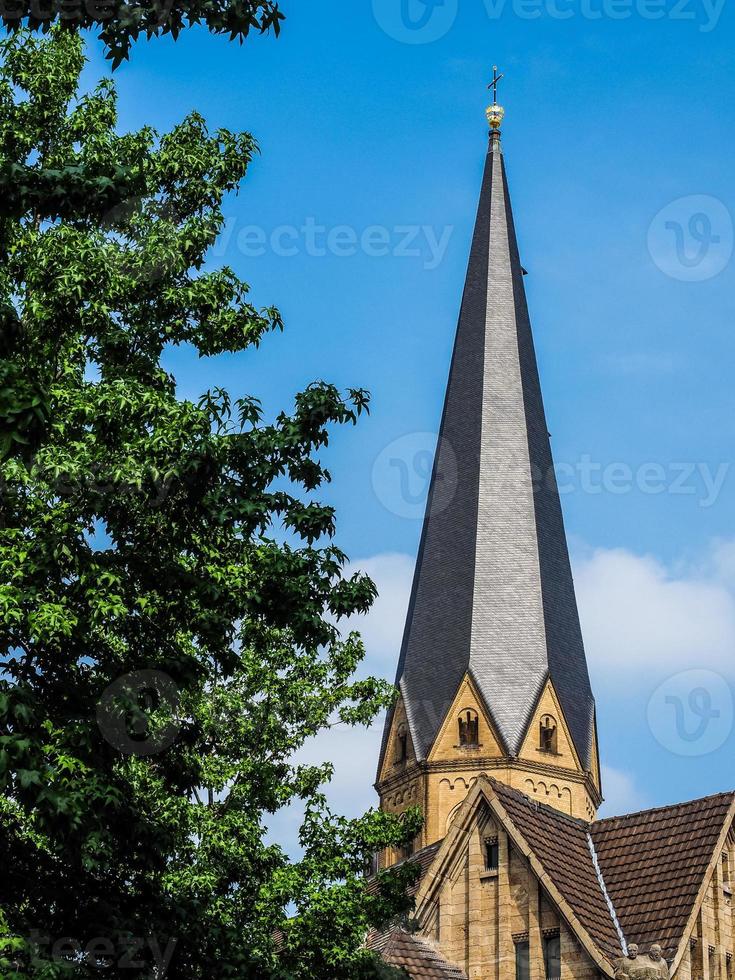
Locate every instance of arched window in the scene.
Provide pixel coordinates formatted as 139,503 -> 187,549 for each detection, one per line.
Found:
539,715 -> 558,754
395,724 -> 408,763
458,709 -> 479,747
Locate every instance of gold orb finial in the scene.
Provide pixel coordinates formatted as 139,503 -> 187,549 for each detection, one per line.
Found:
486,103 -> 505,131
486,64 -> 505,132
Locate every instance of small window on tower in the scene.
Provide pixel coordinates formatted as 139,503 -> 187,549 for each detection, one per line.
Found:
458,709 -> 479,747
723,851 -> 731,891
484,837 -> 499,872
395,724 -> 408,764
540,715 -> 558,754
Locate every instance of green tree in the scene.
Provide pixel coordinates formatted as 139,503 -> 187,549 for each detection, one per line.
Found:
2,0 -> 284,69
0,29 -> 420,979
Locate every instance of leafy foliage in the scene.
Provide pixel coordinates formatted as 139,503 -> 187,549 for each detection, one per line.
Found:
2,0 -> 284,69
0,29 -> 420,979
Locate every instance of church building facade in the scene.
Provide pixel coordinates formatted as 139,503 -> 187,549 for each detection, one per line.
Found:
369,88 -> 735,980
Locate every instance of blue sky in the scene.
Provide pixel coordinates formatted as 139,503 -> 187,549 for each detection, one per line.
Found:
80,0 -> 734,836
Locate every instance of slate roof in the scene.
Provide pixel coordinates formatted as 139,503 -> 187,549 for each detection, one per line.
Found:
591,792 -> 735,960
379,129 -> 596,774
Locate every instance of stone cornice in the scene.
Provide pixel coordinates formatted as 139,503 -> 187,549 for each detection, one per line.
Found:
376,754 -> 602,809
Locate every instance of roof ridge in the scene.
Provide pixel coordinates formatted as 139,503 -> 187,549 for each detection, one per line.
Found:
586,831 -> 628,955
593,789 -> 735,826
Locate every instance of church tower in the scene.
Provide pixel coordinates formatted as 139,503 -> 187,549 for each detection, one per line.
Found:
376,84 -> 601,862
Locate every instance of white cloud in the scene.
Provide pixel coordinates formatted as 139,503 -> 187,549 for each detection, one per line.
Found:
345,543 -> 735,686
603,351 -> 679,376
342,552 -> 414,676
709,538 -> 735,589
599,765 -> 648,818
574,544 -> 735,680
313,551 -> 415,804
300,723 -> 381,815
265,722 -> 382,857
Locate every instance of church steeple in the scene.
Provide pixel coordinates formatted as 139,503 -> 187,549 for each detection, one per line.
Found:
377,86 -> 601,848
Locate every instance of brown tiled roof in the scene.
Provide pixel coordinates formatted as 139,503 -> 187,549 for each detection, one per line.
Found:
591,791 -> 734,961
367,840 -> 444,899
490,779 -> 624,960
368,929 -> 467,980
371,781 -> 734,977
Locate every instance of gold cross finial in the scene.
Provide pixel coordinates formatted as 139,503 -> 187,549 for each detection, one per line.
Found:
488,65 -> 504,103
486,65 -> 505,132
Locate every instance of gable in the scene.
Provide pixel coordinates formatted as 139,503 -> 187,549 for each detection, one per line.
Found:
427,673 -> 504,763
378,696 -> 417,784
517,678 -> 583,775
415,776 -> 623,970
378,769 -> 735,980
